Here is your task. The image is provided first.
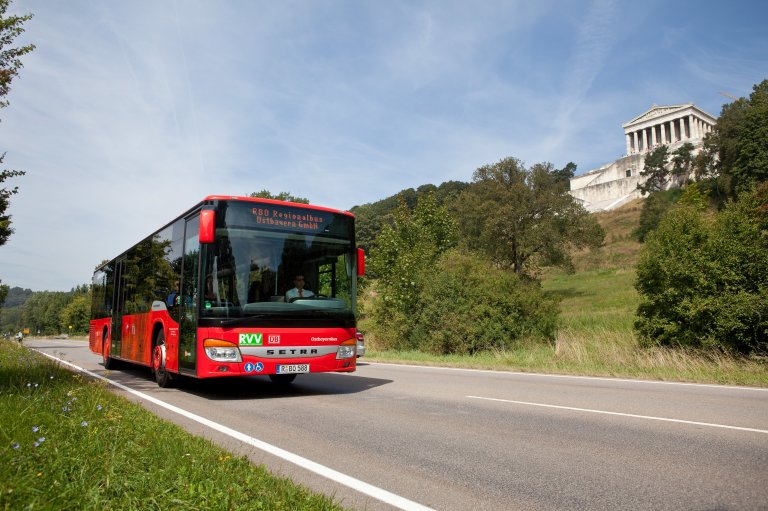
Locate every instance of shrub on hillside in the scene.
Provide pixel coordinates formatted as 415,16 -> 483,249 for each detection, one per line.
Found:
635,185 -> 768,354
633,188 -> 683,242
413,250 -> 558,355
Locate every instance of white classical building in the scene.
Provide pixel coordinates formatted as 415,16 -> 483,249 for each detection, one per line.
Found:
569,104 -> 717,212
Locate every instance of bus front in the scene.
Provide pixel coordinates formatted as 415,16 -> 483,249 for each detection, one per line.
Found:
192,198 -> 361,382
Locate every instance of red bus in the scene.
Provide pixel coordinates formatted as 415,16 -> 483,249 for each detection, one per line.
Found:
89,196 -> 364,387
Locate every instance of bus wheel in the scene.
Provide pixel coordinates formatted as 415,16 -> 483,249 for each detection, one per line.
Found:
103,334 -> 117,370
268,374 -> 297,385
152,331 -> 175,388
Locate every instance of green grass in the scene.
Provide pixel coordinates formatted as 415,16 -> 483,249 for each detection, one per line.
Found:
362,267 -> 768,387
0,341 -> 346,511
361,201 -> 767,386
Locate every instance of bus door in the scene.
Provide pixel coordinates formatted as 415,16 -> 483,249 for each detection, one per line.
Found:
111,257 -> 125,358
178,214 -> 200,375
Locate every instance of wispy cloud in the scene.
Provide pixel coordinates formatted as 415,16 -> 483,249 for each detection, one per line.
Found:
1,0 -> 767,290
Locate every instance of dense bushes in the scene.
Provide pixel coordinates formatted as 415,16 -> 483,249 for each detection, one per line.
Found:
634,184 -> 768,354
369,250 -> 558,354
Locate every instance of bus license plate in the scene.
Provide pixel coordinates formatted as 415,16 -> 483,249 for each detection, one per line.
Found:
276,364 -> 309,374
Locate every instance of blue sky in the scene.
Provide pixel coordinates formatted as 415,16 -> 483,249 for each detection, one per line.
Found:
1,0 -> 767,291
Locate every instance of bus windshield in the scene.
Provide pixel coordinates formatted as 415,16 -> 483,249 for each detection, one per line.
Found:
199,204 -> 356,323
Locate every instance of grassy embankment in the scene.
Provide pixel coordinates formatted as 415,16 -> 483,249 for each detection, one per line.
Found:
362,200 -> 768,387
0,341 -> 345,510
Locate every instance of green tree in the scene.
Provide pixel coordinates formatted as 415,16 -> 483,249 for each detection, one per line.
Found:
671,142 -> 695,185
551,161 -> 577,190
637,145 -> 670,195
635,184 -> 768,354
0,0 -> 34,248
368,192 -> 458,349
59,293 -> 90,335
633,188 -> 683,243
704,79 -> 768,198
413,250 -> 558,355
249,190 -> 310,204
351,181 -> 469,252
457,157 -> 604,276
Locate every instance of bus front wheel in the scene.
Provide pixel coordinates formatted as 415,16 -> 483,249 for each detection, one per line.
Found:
152,331 -> 175,388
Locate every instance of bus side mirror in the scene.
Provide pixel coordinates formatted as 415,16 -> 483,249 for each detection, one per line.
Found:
200,209 -> 215,244
357,248 -> 365,277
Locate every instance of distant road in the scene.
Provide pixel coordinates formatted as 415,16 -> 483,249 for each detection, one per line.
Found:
27,338 -> 768,511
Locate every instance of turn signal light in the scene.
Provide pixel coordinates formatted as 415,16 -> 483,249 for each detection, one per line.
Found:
203,338 -> 242,362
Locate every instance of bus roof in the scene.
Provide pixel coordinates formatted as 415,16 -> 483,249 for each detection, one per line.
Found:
203,196 -> 354,218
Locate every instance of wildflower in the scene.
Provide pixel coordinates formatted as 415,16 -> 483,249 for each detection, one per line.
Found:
26,383 -> 31,388
33,383 -> 39,388
11,442 -> 20,450
36,473 -> 42,478
81,421 -> 88,427
33,442 -> 39,448
32,426 -> 39,433
96,405 -> 103,411
38,437 -> 45,443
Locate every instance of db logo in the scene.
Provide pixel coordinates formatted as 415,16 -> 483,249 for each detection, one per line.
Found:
268,335 -> 281,344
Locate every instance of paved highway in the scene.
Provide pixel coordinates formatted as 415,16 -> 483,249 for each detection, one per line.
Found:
26,338 -> 768,511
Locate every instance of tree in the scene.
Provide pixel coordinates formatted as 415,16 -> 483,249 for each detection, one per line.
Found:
367,192 -> 458,349
413,250 -> 558,355
633,188 -> 683,243
634,184 -> 768,354
351,180 -> 470,252
59,293 -> 90,335
551,162 -> 577,190
637,145 -> 670,195
249,190 -> 309,204
0,0 -> 34,247
703,79 -> 768,199
457,157 -> 604,277
671,142 -> 695,186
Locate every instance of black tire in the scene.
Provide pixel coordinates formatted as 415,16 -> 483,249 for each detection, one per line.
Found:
152,331 -> 175,388
103,333 -> 118,369
268,374 -> 297,385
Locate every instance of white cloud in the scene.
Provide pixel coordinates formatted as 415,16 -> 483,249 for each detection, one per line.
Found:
1,0 -> 767,290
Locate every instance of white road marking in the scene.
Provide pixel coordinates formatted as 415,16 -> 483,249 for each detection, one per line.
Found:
368,362 -> 768,392
467,395 -> 768,435
35,350 -> 434,511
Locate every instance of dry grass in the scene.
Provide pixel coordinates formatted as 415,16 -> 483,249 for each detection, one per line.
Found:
361,200 -> 767,386
572,199 -> 644,272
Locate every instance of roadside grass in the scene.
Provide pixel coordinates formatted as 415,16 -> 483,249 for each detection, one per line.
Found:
361,267 -> 767,387
0,341 -> 345,511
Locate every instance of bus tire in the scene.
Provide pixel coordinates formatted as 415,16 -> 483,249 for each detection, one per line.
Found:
103,333 -> 118,370
152,331 -> 175,388
268,374 -> 297,385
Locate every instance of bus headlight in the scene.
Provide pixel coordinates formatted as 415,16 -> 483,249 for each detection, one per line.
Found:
204,339 -> 242,362
336,339 -> 357,360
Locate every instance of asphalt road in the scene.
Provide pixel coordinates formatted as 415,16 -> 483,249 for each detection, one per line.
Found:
25,338 -> 768,511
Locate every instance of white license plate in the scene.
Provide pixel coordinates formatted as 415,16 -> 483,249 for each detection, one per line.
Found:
276,364 -> 309,374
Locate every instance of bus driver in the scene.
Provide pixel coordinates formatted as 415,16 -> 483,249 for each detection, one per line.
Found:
285,274 -> 314,301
